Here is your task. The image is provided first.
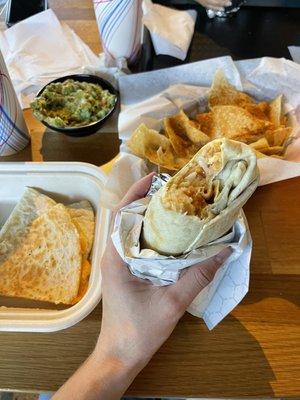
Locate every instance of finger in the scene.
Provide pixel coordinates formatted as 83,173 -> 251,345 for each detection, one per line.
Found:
101,239 -> 131,283
117,172 -> 156,209
207,5 -> 225,11
167,247 -> 232,309
209,0 -> 231,6
101,239 -> 124,270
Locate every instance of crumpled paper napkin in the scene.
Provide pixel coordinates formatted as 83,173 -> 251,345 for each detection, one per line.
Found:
143,0 -> 197,60
288,46 -> 300,64
0,9 -> 122,108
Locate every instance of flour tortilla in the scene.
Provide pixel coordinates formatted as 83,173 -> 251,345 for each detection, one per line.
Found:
67,200 -> 95,259
0,188 -> 95,304
67,200 -> 95,302
0,204 -> 82,304
143,138 -> 259,255
0,188 -> 56,265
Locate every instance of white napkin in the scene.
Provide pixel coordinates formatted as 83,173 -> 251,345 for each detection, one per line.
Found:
288,46 -> 300,64
0,9 -> 107,108
142,0 -> 197,61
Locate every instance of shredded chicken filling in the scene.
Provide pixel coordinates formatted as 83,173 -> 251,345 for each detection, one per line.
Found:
162,164 -> 214,217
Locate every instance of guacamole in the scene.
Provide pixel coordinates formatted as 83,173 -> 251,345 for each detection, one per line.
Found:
31,79 -> 117,128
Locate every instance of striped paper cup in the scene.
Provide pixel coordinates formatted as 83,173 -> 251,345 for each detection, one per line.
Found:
0,51 -> 30,157
93,0 -> 143,67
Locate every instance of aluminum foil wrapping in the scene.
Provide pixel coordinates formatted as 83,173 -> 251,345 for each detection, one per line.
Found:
146,173 -> 171,196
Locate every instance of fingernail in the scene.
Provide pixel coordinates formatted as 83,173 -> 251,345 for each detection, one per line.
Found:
214,247 -> 232,264
226,1 -> 232,6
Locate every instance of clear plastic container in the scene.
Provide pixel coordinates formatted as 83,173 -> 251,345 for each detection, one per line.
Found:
0,162 -> 111,332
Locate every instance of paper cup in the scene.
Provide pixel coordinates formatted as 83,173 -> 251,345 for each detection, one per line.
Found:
0,51 -> 30,157
93,0 -> 143,67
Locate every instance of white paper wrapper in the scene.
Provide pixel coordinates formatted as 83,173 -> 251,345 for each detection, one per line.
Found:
143,0 -> 197,61
0,9 -> 118,109
111,191 -> 252,330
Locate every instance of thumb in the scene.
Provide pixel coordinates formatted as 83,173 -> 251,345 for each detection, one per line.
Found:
167,247 -> 232,310
117,173 -> 156,209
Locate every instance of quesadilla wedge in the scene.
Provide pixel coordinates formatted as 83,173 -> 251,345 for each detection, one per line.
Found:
0,188 -> 95,304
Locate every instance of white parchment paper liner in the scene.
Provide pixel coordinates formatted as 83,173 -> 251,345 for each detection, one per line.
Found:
117,57 -> 300,186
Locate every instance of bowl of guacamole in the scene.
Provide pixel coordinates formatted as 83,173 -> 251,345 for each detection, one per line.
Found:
31,74 -> 118,136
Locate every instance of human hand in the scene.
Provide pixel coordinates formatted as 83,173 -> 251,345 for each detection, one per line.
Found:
54,174 -> 232,400
195,0 -> 232,11
95,173 -> 232,372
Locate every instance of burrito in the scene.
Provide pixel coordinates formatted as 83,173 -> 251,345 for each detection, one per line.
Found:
143,138 -> 259,255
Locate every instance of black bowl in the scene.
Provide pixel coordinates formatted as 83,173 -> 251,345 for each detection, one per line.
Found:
34,74 -> 119,137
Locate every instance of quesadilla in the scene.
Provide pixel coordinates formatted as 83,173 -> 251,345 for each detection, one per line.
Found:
0,188 -> 95,304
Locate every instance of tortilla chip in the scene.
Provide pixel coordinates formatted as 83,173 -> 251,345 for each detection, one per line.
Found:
146,146 -> 189,171
127,124 -> 171,158
210,105 -> 270,143
268,95 -> 284,127
242,102 -> 270,121
254,150 -> 267,159
249,137 -> 270,150
265,126 -> 292,147
259,146 -> 284,156
194,112 -> 213,136
168,110 -> 210,146
164,113 -> 200,157
0,204 -> 82,305
127,122 -> 190,170
271,154 -> 284,159
208,70 -> 253,109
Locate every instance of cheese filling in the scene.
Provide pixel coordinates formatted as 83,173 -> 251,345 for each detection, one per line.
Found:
161,163 -> 214,217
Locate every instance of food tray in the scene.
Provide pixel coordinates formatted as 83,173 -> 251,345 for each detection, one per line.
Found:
0,162 -> 111,332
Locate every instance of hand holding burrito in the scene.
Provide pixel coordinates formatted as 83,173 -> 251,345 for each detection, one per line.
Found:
143,138 -> 259,255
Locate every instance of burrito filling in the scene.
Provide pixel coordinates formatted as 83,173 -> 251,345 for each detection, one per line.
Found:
161,163 -> 214,218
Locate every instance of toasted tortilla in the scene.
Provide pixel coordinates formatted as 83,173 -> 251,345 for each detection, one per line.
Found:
67,200 -> 95,302
208,70 -> 253,109
0,204 -> 82,304
67,200 -> 95,259
210,105 -> 271,143
0,188 -> 56,265
143,138 -> 259,255
0,189 -> 95,304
